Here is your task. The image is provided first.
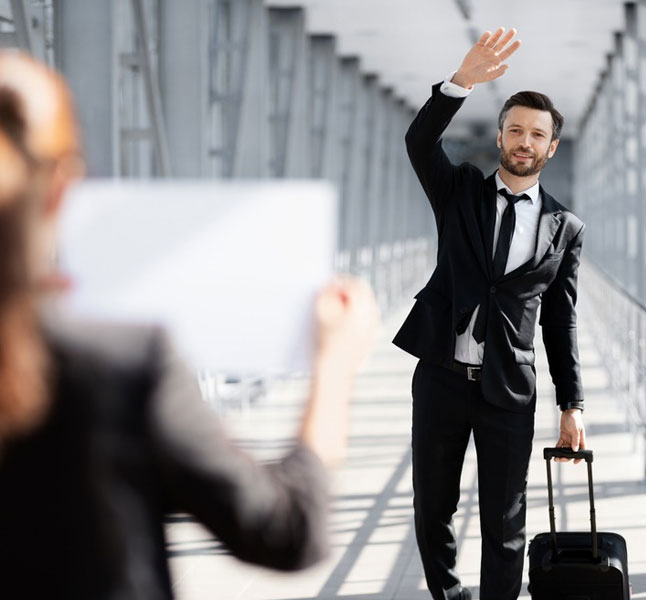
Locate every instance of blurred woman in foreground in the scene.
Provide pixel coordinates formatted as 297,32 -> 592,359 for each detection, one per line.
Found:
0,51 -> 379,599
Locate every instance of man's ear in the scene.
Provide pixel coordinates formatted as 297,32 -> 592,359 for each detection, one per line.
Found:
548,138 -> 559,158
496,130 -> 502,149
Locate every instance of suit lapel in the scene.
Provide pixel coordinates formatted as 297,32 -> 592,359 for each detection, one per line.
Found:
531,188 -> 562,267
481,174 -> 498,277
500,185 -> 562,281
454,173 -> 497,277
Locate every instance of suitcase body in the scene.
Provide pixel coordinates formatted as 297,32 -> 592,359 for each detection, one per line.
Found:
527,448 -> 630,600
528,531 -> 629,599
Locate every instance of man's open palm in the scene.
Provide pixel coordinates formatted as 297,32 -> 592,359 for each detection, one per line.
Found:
452,27 -> 521,89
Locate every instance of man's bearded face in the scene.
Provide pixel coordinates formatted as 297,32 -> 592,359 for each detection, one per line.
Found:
497,106 -> 558,178
499,140 -> 550,177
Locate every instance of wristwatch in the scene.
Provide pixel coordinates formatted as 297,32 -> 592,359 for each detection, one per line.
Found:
560,401 -> 584,413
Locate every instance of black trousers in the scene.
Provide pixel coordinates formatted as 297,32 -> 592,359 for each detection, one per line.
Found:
411,360 -> 535,600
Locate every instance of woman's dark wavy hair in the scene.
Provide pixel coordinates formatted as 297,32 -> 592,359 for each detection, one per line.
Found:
498,91 -> 564,141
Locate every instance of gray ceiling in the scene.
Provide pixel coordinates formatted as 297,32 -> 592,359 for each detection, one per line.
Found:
267,0 -> 628,139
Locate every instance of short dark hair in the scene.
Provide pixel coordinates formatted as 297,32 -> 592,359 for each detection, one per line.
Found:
498,91 -> 564,141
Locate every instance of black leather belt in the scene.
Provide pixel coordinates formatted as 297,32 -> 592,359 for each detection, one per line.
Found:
450,361 -> 482,381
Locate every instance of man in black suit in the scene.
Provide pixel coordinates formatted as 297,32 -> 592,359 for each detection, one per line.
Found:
393,28 -> 586,600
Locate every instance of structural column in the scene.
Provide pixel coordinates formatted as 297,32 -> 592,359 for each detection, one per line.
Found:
225,0 -> 269,178
159,0 -> 210,177
636,0 -> 646,305
308,34 -> 340,181
335,57 -> 362,273
54,0 -> 119,176
267,7 -> 310,178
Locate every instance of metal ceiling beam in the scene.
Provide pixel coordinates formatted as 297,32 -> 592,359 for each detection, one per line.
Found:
131,0 -> 171,176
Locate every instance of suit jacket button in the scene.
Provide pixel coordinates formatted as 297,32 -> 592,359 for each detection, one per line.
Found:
490,286 -> 496,293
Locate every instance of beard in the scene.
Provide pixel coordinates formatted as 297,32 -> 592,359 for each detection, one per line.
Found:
499,142 -> 550,177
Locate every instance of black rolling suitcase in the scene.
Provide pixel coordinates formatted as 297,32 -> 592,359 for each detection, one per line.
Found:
527,447 -> 630,599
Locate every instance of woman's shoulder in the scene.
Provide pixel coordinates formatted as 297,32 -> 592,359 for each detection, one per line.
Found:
39,306 -> 171,375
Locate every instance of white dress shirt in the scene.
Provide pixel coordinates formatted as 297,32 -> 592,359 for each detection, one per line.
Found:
440,73 -> 543,365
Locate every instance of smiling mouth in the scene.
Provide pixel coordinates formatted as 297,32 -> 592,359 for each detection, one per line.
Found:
513,152 -> 534,160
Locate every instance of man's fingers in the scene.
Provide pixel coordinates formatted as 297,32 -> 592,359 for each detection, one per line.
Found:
574,422 -> 586,464
571,425 -> 580,452
554,437 -> 568,462
489,64 -> 509,80
493,28 -> 517,51
484,26 -> 505,48
477,31 -> 492,46
497,39 -> 522,62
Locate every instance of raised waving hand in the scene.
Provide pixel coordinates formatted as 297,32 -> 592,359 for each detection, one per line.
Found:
451,27 -> 521,89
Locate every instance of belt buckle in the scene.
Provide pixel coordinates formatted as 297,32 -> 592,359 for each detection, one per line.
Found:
466,366 -> 479,381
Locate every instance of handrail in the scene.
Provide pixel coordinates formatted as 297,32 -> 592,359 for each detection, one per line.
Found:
581,259 -> 646,481
585,258 -> 646,314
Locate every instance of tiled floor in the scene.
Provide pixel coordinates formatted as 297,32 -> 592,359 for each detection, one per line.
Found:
167,267 -> 646,599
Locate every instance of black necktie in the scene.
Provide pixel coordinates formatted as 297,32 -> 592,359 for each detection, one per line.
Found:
467,188 -> 530,343
492,189 -> 530,280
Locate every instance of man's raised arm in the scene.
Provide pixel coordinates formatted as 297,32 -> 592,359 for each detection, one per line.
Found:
405,27 -> 521,215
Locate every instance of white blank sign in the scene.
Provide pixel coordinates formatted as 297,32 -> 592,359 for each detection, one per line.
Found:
58,180 -> 338,375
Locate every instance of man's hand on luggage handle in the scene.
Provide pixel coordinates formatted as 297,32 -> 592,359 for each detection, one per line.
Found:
555,409 -> 586,464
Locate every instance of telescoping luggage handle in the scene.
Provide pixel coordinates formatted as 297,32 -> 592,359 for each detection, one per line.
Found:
543,447 -> 598,560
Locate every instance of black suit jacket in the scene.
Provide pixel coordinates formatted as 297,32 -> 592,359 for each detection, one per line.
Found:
0,313 -> 328,599
393,84 -> 585,413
